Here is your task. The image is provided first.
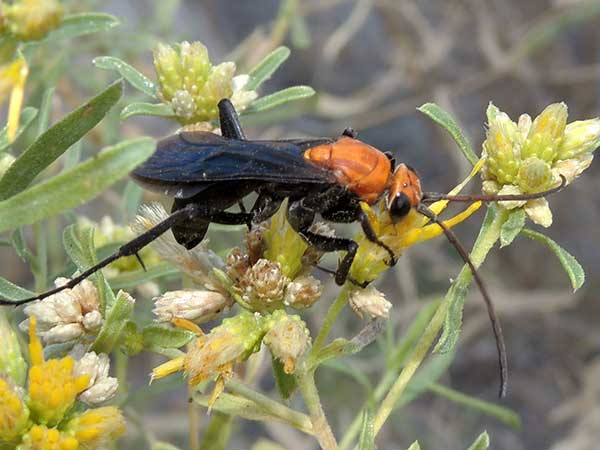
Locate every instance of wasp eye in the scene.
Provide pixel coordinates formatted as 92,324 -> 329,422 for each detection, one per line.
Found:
389,192 -> 411,221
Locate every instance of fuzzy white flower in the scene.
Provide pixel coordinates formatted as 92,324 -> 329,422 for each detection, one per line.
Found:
71,345 -> 119,406
19,278 -> 102,344
153,289 -> 233,323
349,286 -> 392,320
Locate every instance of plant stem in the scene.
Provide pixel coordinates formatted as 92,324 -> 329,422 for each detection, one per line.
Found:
115,350 -> 129,395
188,383 -> 200,450
312,284 -> 352,355
297,368 -> 339,450
370,207 -> 507,439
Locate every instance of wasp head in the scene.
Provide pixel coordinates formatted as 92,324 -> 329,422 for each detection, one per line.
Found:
386,164 -> 422,222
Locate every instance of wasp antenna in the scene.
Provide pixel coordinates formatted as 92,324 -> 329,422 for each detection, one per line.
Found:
416,204 -> 508,398
0,207 -> 191,307
421,175 -> 566,204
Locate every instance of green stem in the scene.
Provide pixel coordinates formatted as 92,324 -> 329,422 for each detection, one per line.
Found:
33,221 -> 47,292
311,284 -> 352,356
297,368 -> 339,450
370,207 -> 507,439
115,350 -> 129,395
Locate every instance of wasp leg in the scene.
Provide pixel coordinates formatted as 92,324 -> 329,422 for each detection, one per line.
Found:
287,191 -> 360,286
357,210 -> 396,266
218,98 -> 246,140
251,191 -> 285,223
0,205 -> 254,306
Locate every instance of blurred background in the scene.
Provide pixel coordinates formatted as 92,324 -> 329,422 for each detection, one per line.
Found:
2,0 -> 600,449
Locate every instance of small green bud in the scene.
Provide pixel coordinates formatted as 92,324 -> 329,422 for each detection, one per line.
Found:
517,157 -> 552,193
263,310 -> 310,374
557,119 -> 600,160
521,103 -> 567,162
4,0 -> 63,41
482,110 -> 520,185
0,311 -> 27,386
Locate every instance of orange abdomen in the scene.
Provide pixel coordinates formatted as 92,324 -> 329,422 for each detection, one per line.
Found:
304,137 -> 391,204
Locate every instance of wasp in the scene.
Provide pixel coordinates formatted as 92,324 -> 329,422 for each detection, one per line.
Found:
0,99 -> 565,397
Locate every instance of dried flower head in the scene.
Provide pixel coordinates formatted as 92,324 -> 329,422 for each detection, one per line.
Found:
348,286 -> 392,320
263,310 -> 311,374
225,247 -> 250,283
70,346 -> 118,406
20,278 -> 102,345
151,313 -> 267,406
241,259 -> 289,310
482,102 -> 600,226
152,289 -> 233,323
283,275 -> 323,309
153,41 -> 257,124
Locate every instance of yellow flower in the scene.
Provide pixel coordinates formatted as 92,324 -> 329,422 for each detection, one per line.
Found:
26,318 -> 90,426
65,407 -> 125,450
0,56 -> 28,142
18,424 -> 78,450
350,161 -> 484,284
0,376 -> 30,443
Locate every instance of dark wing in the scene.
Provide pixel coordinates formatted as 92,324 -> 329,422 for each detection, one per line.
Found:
131,132 -> 334,189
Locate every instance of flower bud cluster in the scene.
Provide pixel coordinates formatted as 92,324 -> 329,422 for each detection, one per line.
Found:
70,345 -> 119,406
153,41 -> 257,125
482,103 -> 600,226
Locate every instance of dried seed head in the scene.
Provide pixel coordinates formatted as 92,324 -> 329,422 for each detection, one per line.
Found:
283,275 -> 323,309
153,289 -> 232,323
263,310 -> 311,374
241,259 -> 289,309
349,286 -> 392,320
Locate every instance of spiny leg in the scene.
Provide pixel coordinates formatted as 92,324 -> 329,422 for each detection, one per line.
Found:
0,205 -> 254,306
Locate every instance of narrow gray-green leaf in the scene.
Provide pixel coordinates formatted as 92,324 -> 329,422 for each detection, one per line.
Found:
244,86 -> 315,114
358,407 -> 375,450
523,228 -> 585,291
44,13 -> 120,41
417,103 -> 478,166
120,102 -> 175,120
0,137 -> 155,232
142,324 -> 195,349
246,46 -> 290,91
500,209 -> 526,248
467,431 -> 490,450
291,16 -> 311,48
0,80 -> 123,200
428,383 -> 520,428
121,180 -> 144,222
0,107 -> 37,152
0,276 -> 35,301
406,442 -> 421,450
93,56 -> 157,97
